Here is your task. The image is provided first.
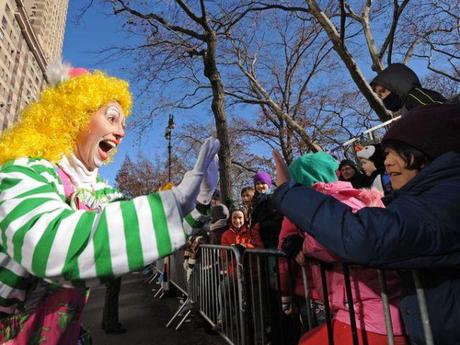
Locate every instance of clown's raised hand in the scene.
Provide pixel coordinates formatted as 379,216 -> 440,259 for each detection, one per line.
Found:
173,137 -> 220,216
197,154 -> 219,205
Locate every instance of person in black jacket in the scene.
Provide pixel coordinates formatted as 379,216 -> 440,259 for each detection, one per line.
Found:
250,171 -> 283,249
272,103 -> 460,345
338,159 -> 371,189
371,63 -> 446,115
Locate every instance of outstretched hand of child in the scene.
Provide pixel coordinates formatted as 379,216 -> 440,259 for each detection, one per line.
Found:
272,150 -> 290,187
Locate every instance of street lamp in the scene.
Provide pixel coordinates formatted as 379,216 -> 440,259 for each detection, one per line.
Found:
164,114 -> 175,182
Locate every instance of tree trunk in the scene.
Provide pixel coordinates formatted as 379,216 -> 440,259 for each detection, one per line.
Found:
203,32 -> 234,206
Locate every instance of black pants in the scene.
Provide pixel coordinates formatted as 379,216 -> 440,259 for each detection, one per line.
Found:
102,277 -> 122,329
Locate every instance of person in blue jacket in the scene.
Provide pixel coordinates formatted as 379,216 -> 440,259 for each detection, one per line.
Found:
272,103 -> 460,345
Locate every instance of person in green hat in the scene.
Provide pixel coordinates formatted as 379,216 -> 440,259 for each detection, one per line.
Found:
277,152 -> 405,345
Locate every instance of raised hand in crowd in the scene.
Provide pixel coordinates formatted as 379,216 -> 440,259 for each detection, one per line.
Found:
272,149 -> 290,186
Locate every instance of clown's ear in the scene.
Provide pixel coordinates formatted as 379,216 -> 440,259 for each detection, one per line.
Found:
46,61 -> 72,86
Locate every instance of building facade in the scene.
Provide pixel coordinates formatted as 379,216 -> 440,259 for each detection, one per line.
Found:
0,0 -> 68,131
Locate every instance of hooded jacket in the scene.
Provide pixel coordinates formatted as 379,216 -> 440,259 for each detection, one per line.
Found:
273,152 -> 460,345
371,63 -> 446,114
278,181 -> 404,335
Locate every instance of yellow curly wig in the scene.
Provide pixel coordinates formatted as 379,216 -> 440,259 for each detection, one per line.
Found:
0,71 -> 132,165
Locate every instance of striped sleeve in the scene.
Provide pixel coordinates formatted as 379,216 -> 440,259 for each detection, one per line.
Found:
0,159 -> 187,287
183,202 -> 211,235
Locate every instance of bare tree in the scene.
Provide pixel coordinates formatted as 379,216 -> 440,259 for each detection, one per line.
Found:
173,120 -> 273,204
105,0 -> 256,205
222,8 -> 378,164
401,0 -> 460,82
223,10 -> 342,163
243,0 -> 459,121
115,155 -> 165,198
115,152 -> 188,199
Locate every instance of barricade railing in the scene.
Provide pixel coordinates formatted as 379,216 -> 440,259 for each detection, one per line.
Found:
241,248 -> 299,345
329,116 -> 400,160
243,249 -> 435,345
145,258 -> 168,299
187,246 -> 436,345
190,244 -> 246,345
152,244 -> 435,345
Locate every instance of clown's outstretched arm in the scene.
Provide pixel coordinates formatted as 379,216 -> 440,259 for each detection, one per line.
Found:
0,138 -> 219,287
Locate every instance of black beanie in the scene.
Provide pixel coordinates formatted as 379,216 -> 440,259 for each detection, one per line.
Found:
338,159 -> 358,172
382,103 -> 460,159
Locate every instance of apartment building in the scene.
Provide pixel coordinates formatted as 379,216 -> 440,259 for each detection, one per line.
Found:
0,0 -> 68,131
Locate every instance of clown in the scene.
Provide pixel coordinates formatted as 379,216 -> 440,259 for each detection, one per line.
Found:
0,63 -> 219,344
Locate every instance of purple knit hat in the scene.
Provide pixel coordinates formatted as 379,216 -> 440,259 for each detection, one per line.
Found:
253,171 -> 273,187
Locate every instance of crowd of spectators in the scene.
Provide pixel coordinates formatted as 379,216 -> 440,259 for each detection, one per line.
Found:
182,63 -> 460,345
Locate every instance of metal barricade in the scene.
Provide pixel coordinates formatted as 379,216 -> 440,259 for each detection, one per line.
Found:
329,116 -> 400,160
240,249 -> 435,345
169,249 -> 188,294
187,245 -> 435,345
143,258 -> 167,299
242,248 -> 300,345
165,250 -> 193,330
190,244 -> 246,345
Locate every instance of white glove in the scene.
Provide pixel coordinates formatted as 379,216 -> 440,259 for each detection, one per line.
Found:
197,154 -> 219,205
172,137 -> 220,216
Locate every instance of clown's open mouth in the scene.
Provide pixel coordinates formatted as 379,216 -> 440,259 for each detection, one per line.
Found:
99,140 -> 116,153
97,140 -> 117,162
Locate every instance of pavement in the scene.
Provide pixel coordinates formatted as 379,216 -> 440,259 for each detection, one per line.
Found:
82,273 -> 227,345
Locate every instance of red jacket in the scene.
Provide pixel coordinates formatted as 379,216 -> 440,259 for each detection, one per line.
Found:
221,225 -> 264,277
221,225 -> 264,249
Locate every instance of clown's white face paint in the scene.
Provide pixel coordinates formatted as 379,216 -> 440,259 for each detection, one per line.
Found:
74,102 -> 126,171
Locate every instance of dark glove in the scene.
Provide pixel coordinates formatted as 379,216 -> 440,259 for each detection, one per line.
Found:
281,234 -> 304,259
233,243 -> 246,255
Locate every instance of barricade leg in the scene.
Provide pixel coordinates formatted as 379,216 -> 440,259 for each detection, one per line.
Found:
166,297 -> 189,328
301,265 -> 315,330
342,264 -> 359,345
377,269 -> 395,345
319,262 -> 334,345
412,270 -> 434,345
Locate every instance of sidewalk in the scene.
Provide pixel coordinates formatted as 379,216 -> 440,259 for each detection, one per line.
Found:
82,273 -> 227,345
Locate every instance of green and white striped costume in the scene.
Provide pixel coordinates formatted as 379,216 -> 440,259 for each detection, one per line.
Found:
0,157 -> 209,314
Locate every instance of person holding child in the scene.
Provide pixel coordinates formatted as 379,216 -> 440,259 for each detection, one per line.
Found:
278,152 -> 405,345
272,103 -> 460,345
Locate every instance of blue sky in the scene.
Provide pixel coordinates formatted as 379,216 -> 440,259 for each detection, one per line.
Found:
62,2 -> 442,185
63,2 -> 175,184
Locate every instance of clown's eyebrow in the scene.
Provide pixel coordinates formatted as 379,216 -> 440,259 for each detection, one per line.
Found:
105,105 -> 121,117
